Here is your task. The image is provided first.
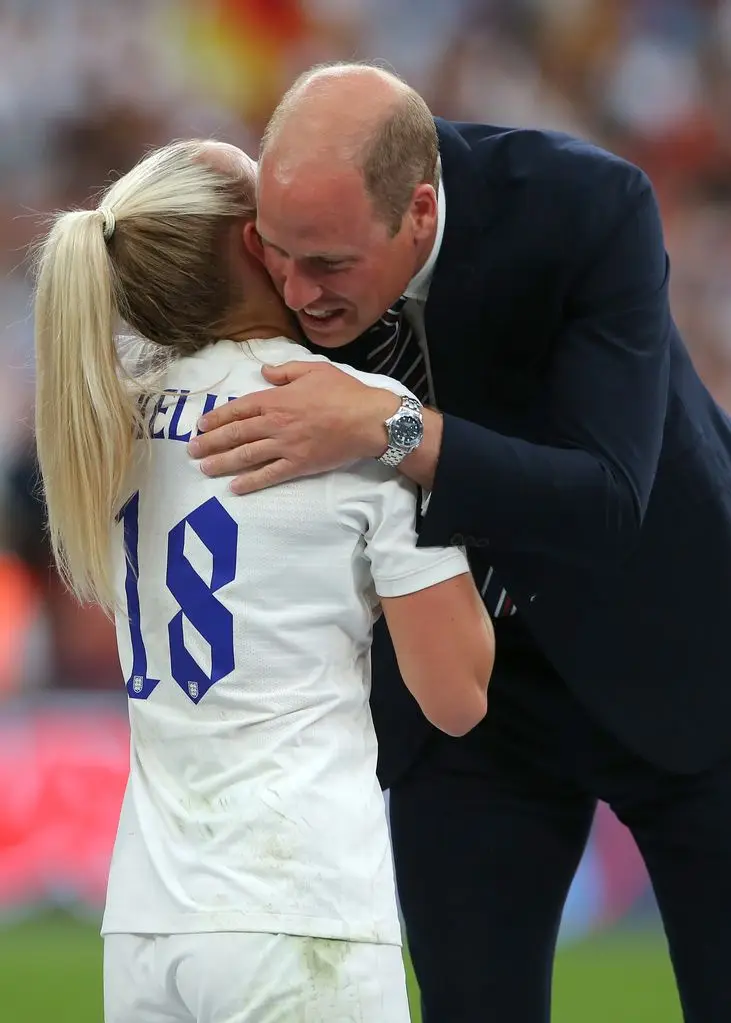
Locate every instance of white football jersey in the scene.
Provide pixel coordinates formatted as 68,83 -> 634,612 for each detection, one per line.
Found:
101,338 -> 469,945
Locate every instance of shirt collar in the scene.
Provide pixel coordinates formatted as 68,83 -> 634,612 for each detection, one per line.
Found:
403,170 -> 446,302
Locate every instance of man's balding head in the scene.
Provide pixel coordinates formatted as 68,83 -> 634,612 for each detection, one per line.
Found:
260,62 -> 439,235
253,63 -> 440,348
261,64 -> 409,157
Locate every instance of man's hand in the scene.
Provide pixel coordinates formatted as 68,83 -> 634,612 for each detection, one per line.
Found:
188,361 -> 399,494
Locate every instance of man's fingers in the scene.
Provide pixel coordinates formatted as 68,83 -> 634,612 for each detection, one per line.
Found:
261,361 -> 331,386
199,439 -> 280,478
190,417 -> 268,459
195,394 -> 263,435
230,460 -> 295,496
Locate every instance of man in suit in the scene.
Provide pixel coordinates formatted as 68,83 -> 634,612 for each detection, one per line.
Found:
189,63 -> 731,1022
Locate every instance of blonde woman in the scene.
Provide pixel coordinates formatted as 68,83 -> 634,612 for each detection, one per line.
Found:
34,139 -> 494,1023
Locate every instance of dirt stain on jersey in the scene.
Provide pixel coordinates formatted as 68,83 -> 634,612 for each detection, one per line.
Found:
301,936 -> 352,987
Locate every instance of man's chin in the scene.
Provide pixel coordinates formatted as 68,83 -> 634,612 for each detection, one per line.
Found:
306,334 -> 359,349
298,314 -> 359,349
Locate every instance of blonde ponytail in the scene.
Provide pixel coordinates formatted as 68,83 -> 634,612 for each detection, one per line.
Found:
33,139 -> 257,613
34,209 -> 140,611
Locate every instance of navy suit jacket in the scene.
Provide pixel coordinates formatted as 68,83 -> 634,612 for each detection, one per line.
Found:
363,119 -> 731,787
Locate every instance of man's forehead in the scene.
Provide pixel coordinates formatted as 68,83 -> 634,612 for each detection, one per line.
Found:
257,167 -> 376,251
259,155 -> 367,209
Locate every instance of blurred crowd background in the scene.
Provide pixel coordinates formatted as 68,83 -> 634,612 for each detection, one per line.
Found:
3,0 -> 731,701
0,2 -> 728,1009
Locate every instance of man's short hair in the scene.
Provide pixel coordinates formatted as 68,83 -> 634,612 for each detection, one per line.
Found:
262,62 -> 440,236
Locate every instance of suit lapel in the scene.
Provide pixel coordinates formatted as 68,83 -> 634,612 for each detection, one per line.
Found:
424,121 -> 509,408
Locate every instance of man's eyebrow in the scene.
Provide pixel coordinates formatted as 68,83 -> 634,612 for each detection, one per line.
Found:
259,236 -> 359,263
307,252 -> 359,263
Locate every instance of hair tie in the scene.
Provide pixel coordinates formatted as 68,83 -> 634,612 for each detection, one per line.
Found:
99,206 -> 116,242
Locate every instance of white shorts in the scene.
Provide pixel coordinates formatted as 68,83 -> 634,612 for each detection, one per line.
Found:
104,931 -> 411,1023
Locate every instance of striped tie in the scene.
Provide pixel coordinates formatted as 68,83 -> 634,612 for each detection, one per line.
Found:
477,559 -> 517,619
365,296 -> 430,404
364,298 -> 517,620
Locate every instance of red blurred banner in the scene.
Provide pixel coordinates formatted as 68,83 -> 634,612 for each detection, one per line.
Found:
0,697 -> 129,919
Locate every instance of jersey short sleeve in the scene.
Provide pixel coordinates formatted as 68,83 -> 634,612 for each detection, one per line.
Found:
360,464 -> 469,597
331,362 -> 470,597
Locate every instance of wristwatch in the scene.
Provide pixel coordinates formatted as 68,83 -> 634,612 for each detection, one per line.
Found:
377,395 -> 424,468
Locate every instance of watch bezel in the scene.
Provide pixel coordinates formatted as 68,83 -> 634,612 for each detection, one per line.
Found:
389,412 -> 424,451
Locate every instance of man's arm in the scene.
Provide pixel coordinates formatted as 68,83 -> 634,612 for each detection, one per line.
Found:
189,172 -> 670,571
418,176 -> 671,567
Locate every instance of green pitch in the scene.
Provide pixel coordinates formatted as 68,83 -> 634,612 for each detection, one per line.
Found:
0,915 -> 681,1022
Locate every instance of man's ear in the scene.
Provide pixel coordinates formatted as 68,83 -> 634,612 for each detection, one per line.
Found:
243,221 -> 265,264
410,183 -> 438,242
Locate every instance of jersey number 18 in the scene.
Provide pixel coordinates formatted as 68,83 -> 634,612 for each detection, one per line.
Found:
118,492 -> 238,705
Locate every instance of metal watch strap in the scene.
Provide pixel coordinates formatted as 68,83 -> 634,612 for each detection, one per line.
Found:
398,395 -> 423,417
377,395 -> 423,467
379,446 -> 408,468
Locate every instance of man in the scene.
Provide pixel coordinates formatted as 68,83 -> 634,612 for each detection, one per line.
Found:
189,63 -> 731,1022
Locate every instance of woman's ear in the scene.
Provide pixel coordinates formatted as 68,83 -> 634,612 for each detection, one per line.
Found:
243,221 -> 265,264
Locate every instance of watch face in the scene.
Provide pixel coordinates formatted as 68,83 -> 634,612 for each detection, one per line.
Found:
391,414 -> 423,449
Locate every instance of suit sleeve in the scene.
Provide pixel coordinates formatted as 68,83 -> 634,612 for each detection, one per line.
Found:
418,177 -> 672,567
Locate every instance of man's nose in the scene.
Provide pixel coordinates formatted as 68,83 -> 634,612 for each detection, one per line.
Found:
282,267 -> 323,311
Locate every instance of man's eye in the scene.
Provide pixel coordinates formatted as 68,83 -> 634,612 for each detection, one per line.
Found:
316,260 -> 348,272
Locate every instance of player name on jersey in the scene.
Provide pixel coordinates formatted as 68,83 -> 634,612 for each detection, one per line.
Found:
138,389 -> 240,443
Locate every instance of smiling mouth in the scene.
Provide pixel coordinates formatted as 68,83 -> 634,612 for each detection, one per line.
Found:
299,307 -> 347,327
302,307 -> 341,319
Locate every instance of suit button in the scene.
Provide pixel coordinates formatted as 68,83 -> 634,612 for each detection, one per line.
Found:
529,594 -> 537,603
451,533 -> 464,545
